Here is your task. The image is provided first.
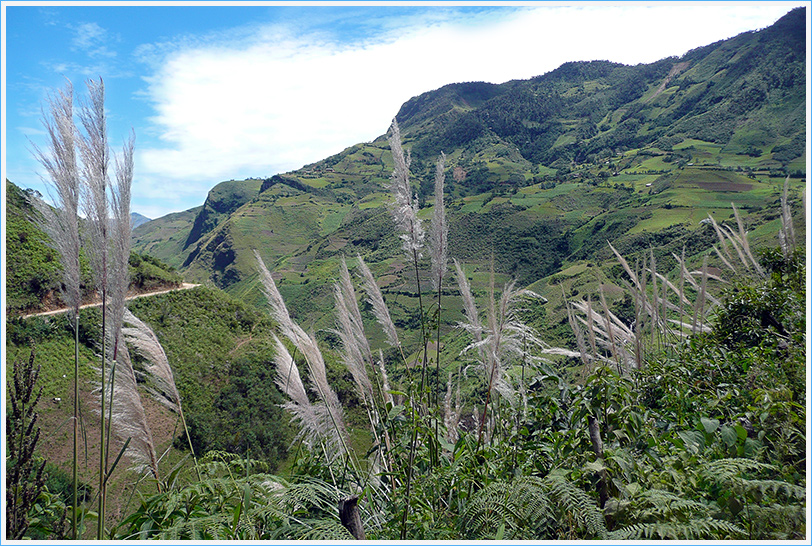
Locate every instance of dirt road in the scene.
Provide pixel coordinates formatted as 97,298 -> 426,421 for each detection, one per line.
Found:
21,283 -> 201,319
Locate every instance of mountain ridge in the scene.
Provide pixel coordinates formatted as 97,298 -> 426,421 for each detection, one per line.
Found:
129,7 -> 806,326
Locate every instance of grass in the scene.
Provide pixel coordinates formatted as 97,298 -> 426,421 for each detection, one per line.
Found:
628,207 -> 708,233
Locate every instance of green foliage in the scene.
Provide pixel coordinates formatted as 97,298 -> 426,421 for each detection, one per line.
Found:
126,287 -> 292,468
6,347 -> 48,539
5,181 -> 62,314
183,356 -> 290,467
5,347 -> 70,540
461,475 -> 552,539
714,247 -> 805,349
112,452 -> 351,540
128,252 -> 182,291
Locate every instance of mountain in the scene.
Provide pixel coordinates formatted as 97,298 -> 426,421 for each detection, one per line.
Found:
100,9 -> 809,328
130,212 -> 152,229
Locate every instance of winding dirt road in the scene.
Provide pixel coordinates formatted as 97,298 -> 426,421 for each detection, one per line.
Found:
21,283 -> 201,319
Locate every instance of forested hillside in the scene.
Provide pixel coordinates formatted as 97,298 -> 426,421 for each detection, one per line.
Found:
5,7 -> 807,541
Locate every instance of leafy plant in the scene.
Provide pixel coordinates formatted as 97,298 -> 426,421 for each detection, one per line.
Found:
6,347 -> 49,539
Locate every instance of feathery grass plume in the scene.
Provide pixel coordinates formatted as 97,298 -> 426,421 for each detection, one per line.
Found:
121,310 -> 184,412
78,78 -> 110,294
385,118 -> 432,536
460,269 -> 548,445
607,242 -> 658,324
272,335 -> 324,451
357,255 -> 400,349
569,295 -> 637,373
29,80 -> 83,539
778,176 -> 797,258
429,152 -> 448,415
563,287 -> 592,369
443,371 -> 461,444
30,82 -> 82,315
104,130 -> 135,466
453,259 -> 482,345
333,269 -> 396,481
122,308 -> 199,479
105,337 -> 160,481
599,285 -> 624,374
255,251 -> 348,457
584,295 -> 599,360
731,203 -> 764,277
377,350 -> 393,407
334,257 -> 373,402
386,119 -> 424,257
691,256 -> 710,335
648,249 -> 661,339
76,77 -> 113,537
472,278 -> 547,404
707,207 -> 764,279
108,131 -> 134,337
429,152 -> 448,291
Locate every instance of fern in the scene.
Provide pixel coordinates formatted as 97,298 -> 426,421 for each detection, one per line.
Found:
461,476 -> 552,539
113,462 -> 351,541
611,517 -> 746,539
297,518 -> 356,540
701,458 -> 804,499
543,472 -> 607,539
631,488 -> 708,521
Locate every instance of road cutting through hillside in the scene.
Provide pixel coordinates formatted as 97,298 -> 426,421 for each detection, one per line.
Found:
21,283 -> 201,319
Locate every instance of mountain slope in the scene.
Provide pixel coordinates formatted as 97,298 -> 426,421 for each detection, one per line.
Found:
127,7 -> 805,330
6,179 -> 184,316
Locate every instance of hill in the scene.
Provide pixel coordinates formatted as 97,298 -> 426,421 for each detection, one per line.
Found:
130,7 -> 806,335
130,212 -> 151,229
5,180 -> 184,317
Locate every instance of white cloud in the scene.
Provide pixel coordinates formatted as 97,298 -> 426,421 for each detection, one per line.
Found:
134,3 -> 800,217
71,21 -> 117,58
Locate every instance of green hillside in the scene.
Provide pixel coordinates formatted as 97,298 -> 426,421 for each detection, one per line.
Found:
130,9 -> 805,333
5,180 -> 183,317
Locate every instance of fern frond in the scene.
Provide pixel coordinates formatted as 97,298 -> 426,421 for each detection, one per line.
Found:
543,472 -> 607,539
701,457 -> 774,484
743,479 -> 806,500
611,517 -> 746,540
298,518 -> 356,540
631,488 -> 707,520
461,476 -> 552,539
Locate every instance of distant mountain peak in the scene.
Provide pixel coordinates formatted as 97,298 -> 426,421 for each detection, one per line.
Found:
131,212 -> 152,229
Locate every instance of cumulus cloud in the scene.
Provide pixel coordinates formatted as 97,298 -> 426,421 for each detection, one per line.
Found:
133,4 -> 796,216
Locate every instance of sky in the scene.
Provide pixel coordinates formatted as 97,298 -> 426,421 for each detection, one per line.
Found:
2,1 -> 808,219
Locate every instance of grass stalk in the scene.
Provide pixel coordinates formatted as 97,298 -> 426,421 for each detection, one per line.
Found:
98,293 -> 107,539
72,315 -> 79,538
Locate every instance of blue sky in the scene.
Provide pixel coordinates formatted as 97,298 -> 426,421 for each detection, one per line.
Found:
2,2 -> 806,219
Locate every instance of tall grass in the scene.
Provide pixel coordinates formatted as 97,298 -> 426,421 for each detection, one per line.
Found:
254,251 -> 349,461
26,78 -> 175,538
563,182 -> 799,374
30,82 -> 82,538
255,124 -> 550,539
